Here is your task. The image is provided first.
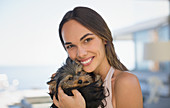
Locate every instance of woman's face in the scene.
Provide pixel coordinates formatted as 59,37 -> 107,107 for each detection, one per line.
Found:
61,20 -> 109,73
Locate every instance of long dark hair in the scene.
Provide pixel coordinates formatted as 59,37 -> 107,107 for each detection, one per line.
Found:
58,6 -> 128,71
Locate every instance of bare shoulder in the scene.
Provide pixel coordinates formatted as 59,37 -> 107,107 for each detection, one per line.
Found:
115,71 -> 139,86
114,71 -> 141,93
113,71 -> 143,108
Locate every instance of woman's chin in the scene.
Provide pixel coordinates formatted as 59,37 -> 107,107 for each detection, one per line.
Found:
83,66 -> 95,73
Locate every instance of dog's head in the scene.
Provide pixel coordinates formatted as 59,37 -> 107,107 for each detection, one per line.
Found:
47,57 -> 106,108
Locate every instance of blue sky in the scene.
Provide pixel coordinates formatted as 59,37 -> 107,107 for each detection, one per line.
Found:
0,0 -> 169,66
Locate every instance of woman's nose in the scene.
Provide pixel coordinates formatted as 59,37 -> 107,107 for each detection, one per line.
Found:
77,46 -> 87,58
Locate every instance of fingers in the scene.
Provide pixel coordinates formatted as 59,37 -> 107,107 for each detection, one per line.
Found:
72,89 -> 86,108
72,89 -> 81,98
57,88 -> 86,108
72,89 -> 85,101
58,87 -> 67,97
53,88 -> 66,108
53,95 -> 59,107
53,87 -> 67,108
58,87 -> 69,102
57,87 -> 69,108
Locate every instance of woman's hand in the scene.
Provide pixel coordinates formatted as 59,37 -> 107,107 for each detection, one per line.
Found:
53,87 -> 86,108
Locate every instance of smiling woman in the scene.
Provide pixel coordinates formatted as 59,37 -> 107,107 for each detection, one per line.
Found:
62,20 -> 107,73
49,6 -> 143,108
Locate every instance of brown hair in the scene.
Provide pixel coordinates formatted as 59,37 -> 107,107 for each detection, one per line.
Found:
59,6 -> 128,71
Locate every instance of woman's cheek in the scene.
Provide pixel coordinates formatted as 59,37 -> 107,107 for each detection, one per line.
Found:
68,50 -> 76,60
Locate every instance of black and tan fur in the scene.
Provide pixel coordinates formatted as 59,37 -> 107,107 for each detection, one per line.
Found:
47,57 -> 107,108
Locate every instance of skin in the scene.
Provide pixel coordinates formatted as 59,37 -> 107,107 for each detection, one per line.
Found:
53,20 -> 143,108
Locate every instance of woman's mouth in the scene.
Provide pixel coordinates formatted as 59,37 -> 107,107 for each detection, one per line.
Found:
80,57 -> 94,66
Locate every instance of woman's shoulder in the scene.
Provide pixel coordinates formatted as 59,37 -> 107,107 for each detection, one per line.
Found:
114,70 -> 139,86
113,70 -> 141,94
112,70 -> 143,107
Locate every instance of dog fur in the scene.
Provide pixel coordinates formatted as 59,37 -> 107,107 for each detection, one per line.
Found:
47,57 -> 107,108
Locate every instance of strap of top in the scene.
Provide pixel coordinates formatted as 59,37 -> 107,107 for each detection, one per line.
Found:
103,67 -> 114,108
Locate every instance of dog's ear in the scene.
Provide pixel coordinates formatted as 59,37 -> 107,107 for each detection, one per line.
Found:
47,80 -> 56,85
75,64 -> 83,74
47,80 -> 57,94
66,57 -> 83,74
66,57 -> 73,65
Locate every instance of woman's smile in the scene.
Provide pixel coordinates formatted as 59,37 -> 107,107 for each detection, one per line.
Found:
78,56 -> 94,66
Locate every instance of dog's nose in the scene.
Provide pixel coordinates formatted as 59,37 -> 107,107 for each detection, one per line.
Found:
78,80 -> 82,84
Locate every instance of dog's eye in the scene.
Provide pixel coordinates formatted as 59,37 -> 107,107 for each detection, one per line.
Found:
68,77 -> 73,80
77,72 -> 81,75
78,80 -> 83,84
84,81 -> 89,83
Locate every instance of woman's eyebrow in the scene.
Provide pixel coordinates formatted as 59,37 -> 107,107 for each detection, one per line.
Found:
64,42 -> 72,45
80,33 -> 94,41
64,33 -> 93,45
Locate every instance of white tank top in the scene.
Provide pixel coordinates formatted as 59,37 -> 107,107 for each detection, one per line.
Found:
100,67 -> 114,108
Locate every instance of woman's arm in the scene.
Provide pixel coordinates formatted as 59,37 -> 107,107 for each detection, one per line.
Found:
114,72 -> 143,108
53,87 -> 86,108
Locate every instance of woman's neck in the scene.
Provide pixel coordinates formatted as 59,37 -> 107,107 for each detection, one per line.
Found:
94,60 -> 111,81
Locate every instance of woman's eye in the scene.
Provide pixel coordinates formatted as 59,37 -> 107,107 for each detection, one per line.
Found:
84,38 -> 92,43
66,45 -> 74,49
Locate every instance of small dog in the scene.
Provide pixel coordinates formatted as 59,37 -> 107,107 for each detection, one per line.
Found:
47,57 -> 107,108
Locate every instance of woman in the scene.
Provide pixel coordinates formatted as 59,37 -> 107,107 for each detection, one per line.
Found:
52,6 -> 143,108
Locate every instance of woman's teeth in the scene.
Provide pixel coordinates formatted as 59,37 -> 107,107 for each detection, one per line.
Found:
81,58 -> 92,65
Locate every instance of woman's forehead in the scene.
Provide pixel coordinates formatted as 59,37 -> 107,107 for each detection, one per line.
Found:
61,20 -> 93,42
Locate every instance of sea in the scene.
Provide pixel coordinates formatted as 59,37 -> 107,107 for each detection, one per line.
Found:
0,65 -> 61,90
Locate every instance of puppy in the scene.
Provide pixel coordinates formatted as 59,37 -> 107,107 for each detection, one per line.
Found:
47,57 -> 107,108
